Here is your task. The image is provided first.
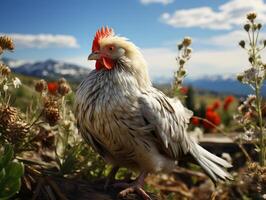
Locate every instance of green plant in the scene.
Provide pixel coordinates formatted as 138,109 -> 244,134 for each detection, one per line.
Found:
0,144 -> 24,200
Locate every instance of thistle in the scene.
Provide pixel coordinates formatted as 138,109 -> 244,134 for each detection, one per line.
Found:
237,12 -> 266,166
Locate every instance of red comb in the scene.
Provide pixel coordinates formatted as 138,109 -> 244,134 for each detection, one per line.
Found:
92,26 -> 114,52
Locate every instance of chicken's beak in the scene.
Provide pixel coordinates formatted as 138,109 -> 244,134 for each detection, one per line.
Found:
88,52 -> 100,60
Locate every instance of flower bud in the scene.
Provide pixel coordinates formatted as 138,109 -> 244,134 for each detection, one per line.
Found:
177,44 -> 183,50
248,56 -> 254,64
0,36 -> 14,51
247,12 -> 257,22
182,37 -> 192,47
180,69 -> 186,76
58,83 -> 70,96
239,40 -> 245,48
244,24 -> 250,32
1,65 -> 11,76
58,78 -> 67,84
257,23 -> 262,30
237,74 -> 244,82
186,47 -> 192,54
35,79 -> 47,93
179,59 -> 185,65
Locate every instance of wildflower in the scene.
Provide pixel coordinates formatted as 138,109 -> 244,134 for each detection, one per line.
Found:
58,83 -> 71,96
239,40 -> 245,48
191,116 -> 200,126
212,100 -> 221,110
179,86 -> 188,95
203,109 -> 221,131
35,79 -> 47,93
12,77 -> 21,88
223,96 -> 234,111
0,64 -> 11,76
0,36 -> 14,51
247,12 -> 257,22
182,37 -> 192,47
47,82 -> 59,94
245,94 -> 256,105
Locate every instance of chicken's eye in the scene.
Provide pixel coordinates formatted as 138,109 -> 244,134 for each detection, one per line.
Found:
108,46 -> 115,51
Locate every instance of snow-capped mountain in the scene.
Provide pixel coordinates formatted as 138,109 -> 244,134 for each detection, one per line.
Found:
1,58 -> 91,82
153,74 -> 266,96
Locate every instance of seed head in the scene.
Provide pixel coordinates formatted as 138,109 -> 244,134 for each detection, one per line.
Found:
239,40 -> 245,48
177,44 -> 183,50
58,77 -> 67,84
43,100 -> 60,126
257,23 -> 262,30
247,12 -> 257,22
35,79 -> 47,93
186,47 -> 192,54
182,37 -> 192,47
248,56 -> 254,64
244,24 -> 250,32
0,36 -> 14,51
179,59 -> 185,65
58,83 -> 70,96
237,74 -> 244,82
0,64 -> 11,76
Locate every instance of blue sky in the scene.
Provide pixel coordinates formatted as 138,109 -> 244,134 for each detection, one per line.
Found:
2,0 -> 266,79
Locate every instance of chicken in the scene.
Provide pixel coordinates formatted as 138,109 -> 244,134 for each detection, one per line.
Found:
74,27 -> 232,199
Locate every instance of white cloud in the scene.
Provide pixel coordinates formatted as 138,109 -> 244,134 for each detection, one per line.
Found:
64,46 -> 253,80
160,0 -> 266,30
141,47 -> 249,79
197,30 -> 266,49
1,33 -> 79,49
140,0 -> 174,5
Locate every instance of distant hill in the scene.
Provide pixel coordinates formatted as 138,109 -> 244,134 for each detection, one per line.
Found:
153,75 -> 266,97
1,58 -> 91,83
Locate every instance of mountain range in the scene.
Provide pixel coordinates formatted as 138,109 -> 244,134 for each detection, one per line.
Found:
1,57 -> 265,96
0,57 -> 90,83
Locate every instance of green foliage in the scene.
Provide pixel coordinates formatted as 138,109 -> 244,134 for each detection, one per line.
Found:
185,85 -> 195,111
0,144 -> 24,200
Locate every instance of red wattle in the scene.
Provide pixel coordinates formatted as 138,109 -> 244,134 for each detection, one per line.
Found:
102,57 -> 114,70
95,57 -> 115,71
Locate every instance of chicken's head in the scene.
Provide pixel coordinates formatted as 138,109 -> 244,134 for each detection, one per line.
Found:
88,27 -> 144,71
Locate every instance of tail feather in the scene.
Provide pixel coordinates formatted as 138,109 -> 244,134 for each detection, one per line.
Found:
189,141 -> 233,183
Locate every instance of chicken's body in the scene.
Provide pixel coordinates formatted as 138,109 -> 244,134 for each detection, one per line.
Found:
74,27 -> 232,199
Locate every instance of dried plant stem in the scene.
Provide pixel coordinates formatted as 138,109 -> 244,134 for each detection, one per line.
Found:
250,22 -> 265,166
255,86 -> 265,166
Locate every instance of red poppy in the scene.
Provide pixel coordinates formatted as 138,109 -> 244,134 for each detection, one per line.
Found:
223,96 -> 234,111
191,116 -> 200,126
212,100 -> 221,110
203,110 -> 221,131
47,82 -> 58,94
180,87 -> 188,95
